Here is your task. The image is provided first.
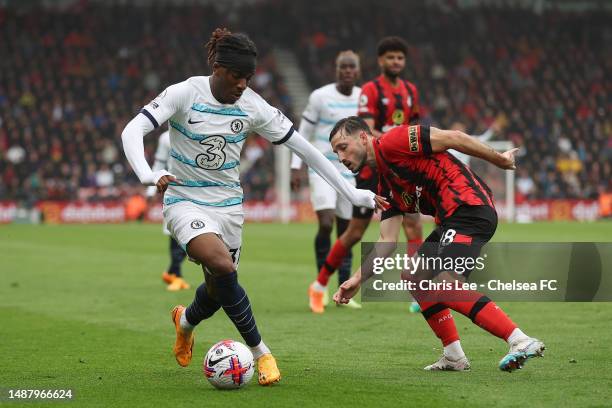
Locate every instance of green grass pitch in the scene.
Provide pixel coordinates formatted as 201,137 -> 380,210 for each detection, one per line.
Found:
1,221 -> 611,407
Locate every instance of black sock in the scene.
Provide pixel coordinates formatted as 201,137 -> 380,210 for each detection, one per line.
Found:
185,282 -> 221,325
214,272 -> 261,347
337,249 -> 353,285
315,229 -> 331,272
336,217 -> 352,285
168,238 -> 186,277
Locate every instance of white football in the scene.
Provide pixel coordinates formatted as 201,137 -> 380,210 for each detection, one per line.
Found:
203,339 -> 255,389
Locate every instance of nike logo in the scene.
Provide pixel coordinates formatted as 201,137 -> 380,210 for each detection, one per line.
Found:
208,355 -> 231,366
188,118 -> 205,124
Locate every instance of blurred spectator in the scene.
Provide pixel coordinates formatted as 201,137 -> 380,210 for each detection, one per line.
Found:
0,1 -> 609,203
0,2 -> 291,202
273,1 -> 611,200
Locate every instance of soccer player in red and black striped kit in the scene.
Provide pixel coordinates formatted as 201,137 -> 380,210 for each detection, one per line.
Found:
309,37 -> 423,313
331,117 -> 545,372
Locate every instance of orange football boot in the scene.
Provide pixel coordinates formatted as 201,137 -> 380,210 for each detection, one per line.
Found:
257,354 -> 281,385
308,283 -> 325,314
162,271 -> 176,285
171,305 -> 194,367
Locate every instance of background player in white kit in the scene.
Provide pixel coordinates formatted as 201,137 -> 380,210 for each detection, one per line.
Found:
290,51 -> 363,313
121,28 -> 383,386
145,130 -> 189,292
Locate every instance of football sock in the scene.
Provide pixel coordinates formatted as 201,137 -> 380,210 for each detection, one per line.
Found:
185,282 -> 221,326
443,292 -> 517,341
337,249 -> 353,285
215,271 -> 262,347
312,281 -> 326,292
506,328 -> 529,345
179,309 -> 194,331
249,340 -> 271,360
169,238 -> 187,277
314,228 -> 331,272
407,238 -> 423,257
421,304 -> 461,348
444,340 -> 465,360
316,240 -> 348,286
336,218 -> 353,285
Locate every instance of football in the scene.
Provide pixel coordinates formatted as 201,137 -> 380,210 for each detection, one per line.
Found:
203,340 -> 255,389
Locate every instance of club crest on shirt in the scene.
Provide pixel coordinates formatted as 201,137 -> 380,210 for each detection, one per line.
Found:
392,109 -> 405,125
230,119 -> 243,134
191,220 -> 205,229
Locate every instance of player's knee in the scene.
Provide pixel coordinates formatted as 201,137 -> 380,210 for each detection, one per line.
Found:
344,228 -> 364,247
317,211 -> 335,234
204,256 -> 235,276
317,222 -> 333,236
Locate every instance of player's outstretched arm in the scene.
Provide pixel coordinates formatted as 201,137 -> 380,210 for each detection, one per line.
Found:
285,131 -> 387,210
429,127 -> 518,170
333,214 -> 402,304
121,115 -> 177,191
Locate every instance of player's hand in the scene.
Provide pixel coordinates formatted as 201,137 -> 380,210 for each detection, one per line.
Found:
156,175 -> 179,193
290,169 -> 301,192
498,148 -> 519,170
374,195 -> 390,212
333,275 -> 361,304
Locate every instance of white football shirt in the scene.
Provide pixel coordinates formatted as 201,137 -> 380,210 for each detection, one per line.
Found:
140,76 -> 293,212
297,83 -> 360,178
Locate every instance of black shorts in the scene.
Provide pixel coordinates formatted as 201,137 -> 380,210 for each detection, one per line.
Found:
419,205 -> 498,278
352,168 -> 378,219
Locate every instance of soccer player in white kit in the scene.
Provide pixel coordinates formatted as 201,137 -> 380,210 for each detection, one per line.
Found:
121,28 -> 384,386
145,131 -> 189,291
289,51 -> 363,313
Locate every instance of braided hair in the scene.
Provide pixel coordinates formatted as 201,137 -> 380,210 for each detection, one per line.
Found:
205,28 -> 257,74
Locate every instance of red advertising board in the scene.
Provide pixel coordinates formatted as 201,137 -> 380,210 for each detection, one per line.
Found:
0,199 -> 603,224
37,201 -> 126,224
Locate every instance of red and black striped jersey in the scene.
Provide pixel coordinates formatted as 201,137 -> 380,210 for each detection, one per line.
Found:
358,74 -> 420,132
373,125 -> 495,224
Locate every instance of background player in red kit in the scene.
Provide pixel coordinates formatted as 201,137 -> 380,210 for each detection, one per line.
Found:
330,116 -> 545,372
309,37 -> 422,313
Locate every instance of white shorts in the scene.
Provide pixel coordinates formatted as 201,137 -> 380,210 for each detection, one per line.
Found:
308,171 -> 354,220
163,201 -> 243,268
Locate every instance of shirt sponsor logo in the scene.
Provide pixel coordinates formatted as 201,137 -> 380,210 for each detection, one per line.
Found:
196,136 -> 227,170
359,94 -> 368,106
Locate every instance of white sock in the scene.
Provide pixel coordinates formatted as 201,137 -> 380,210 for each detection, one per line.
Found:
506,328 -> 529,345
179,309 -> 194,331
250,340 -> 271,360
312,281 -> 326,292
443,340 -> 465,360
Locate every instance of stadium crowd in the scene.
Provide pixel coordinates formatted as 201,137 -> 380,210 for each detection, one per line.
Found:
0,1 -> 609,205
280,1 -> 610,201
0,3 -> 288,203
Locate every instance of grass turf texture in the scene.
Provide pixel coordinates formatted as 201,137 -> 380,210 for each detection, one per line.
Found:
1,221 -> 611,407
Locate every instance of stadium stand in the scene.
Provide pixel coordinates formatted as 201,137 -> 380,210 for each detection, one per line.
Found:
0,3 -> 290,203
0,1 -> 609,208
